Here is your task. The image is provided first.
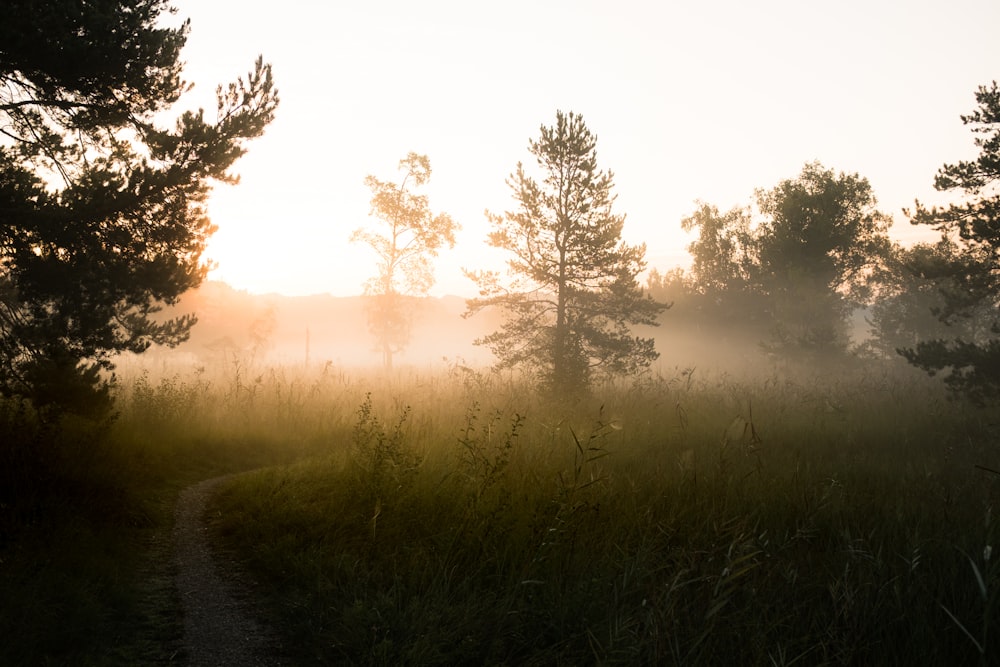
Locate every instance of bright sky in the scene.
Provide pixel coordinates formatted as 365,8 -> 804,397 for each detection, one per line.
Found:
170,0 -> 1000,297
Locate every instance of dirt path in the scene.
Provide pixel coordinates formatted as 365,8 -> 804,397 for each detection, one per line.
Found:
172,475 -> 283,666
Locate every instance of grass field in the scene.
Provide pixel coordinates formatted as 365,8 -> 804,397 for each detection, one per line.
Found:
2,358 -> 1000,664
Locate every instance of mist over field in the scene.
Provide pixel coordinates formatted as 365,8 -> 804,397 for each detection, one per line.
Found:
142,280 -> 884,386
149,281 -> 498,369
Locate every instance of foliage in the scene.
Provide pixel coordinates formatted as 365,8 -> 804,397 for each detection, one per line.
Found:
901,82 -> 1000,402
676,205 -> 773,340
6,355 -> 1000,665
0,1 -> 278,417
865,237 -> 995,359
351,153 -> 458,369
465,111 -> 667,395
1,357 -> 349,666
644,266 -> 690,305
681,162 -> 891,360
349,392 -> 422,523
755,162 -> 891,355
681,202 -> 757,294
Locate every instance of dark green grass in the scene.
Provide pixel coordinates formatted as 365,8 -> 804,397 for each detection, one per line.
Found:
0,404 -> 181,666
0,361 -> 348,665
211,369 -> 1000,665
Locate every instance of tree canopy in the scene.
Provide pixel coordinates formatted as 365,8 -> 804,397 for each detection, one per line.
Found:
682,162 -> 891,360
682,202 -> 756,295
0,0 -> 278,416
465,111 -> 666,395
350,153 -> 457,369
755,162 -> 891,356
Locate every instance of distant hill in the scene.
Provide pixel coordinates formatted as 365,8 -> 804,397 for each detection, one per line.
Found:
159,282 -> 500,368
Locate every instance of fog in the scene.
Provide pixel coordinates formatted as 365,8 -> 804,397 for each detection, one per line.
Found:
150,281 -> 498,370
139,281 -> 921,389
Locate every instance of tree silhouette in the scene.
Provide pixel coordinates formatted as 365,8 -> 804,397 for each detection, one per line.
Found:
351,153 -> 457,369
678,203 -> 771,341
901,82 -> 1000,403
865,237 -> 994,360
682,163 -> 891,361
465,111 -> 666,395
0,1 -> 278,417
682,202 -> 757,294
754,162 -> 891,358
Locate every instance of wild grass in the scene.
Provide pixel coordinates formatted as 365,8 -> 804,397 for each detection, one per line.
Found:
207,364 -> 1000,665
3,357 -> 999,664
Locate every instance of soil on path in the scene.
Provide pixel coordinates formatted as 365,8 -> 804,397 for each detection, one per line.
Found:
172,475 -> 283,666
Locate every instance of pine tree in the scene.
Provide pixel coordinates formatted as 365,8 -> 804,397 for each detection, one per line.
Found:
901,82 -> 1000,403
0,1 -> 278,417
465,111 -> 666,395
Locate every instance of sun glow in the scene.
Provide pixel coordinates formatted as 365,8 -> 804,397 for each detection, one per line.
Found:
169,0 -> 1000,297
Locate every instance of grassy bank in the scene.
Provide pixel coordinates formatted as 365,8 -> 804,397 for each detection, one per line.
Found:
210,366 -> 1000,665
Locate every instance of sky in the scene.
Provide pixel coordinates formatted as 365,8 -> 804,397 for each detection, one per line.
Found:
168,0 -> 1000,297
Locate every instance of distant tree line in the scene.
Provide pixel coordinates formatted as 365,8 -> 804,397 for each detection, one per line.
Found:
646,82 -> 1000,403
659,162 -> 891,366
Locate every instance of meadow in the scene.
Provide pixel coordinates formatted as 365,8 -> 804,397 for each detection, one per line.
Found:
2,356 -> 1000,664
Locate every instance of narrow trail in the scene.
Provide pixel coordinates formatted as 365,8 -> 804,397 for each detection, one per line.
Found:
172,475 -> 283,666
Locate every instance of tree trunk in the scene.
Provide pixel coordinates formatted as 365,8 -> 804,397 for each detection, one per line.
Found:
554,247 -> 568,392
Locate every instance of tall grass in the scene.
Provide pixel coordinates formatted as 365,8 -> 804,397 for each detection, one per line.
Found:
4,356 -> 999,664
206,363 -> 1000,665
0,355 -> 361,664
